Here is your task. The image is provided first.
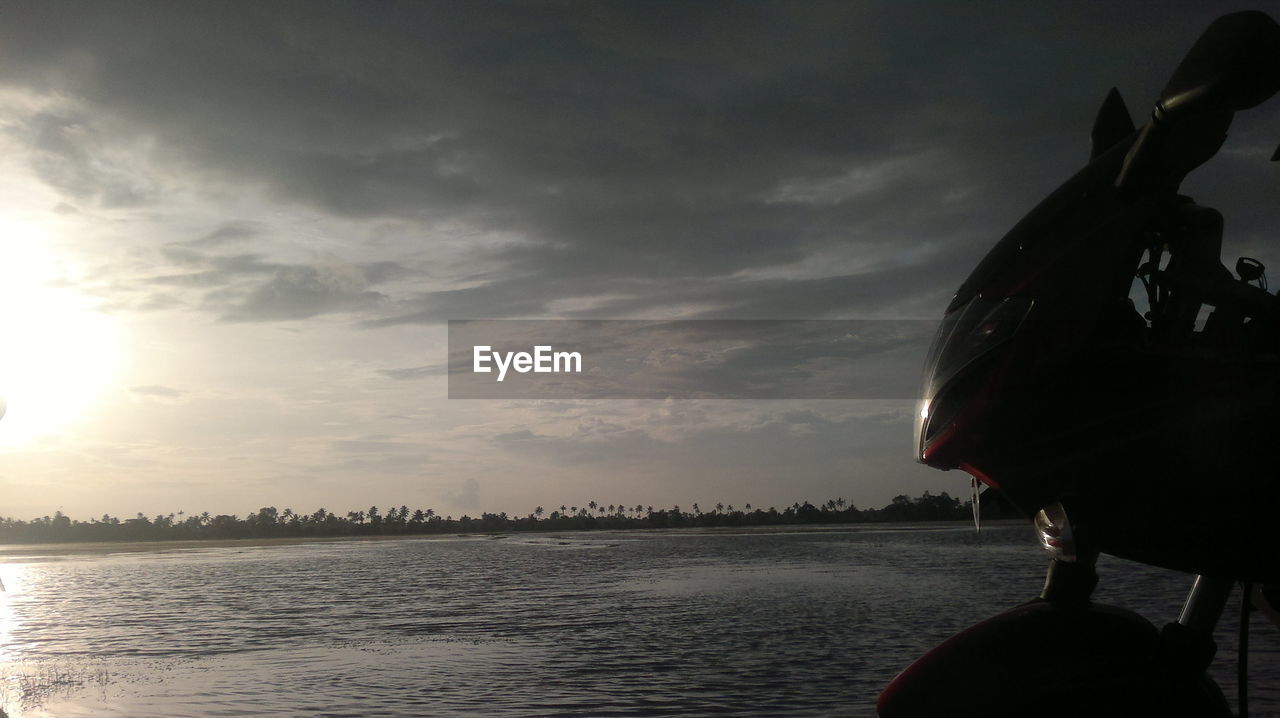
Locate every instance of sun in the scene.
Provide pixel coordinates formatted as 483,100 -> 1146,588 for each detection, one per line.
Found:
0,208 -> 124,449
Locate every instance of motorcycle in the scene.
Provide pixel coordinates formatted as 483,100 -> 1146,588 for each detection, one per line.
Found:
879,11 -> 1280,718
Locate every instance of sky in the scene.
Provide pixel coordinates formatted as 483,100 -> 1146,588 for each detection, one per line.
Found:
0,1 -> 1277,521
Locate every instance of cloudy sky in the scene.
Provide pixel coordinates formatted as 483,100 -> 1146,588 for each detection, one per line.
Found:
0,1 -> 1276,521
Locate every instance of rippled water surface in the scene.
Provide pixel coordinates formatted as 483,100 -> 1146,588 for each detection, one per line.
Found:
0,526 -> 1276,716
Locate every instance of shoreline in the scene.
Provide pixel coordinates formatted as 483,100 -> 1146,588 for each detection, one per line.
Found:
0,519 -> 1029,560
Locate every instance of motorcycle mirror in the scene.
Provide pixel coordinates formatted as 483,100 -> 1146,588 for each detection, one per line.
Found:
1236,257 -> 1265,283
1157,11 -> 1280,120
1116,11 -> 1280,190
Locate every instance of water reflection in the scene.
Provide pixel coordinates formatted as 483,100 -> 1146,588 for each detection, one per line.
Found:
0,528 -> 1272,717
0,563 -> 29,662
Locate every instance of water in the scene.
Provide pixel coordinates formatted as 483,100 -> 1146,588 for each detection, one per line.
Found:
0,525 -> 1275,716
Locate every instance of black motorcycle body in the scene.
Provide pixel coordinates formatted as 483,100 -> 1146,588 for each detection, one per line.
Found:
884,11 -> 1280,718
915,10 -> 1280,581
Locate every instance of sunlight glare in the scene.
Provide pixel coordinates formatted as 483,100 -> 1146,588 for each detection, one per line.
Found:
0,210 -> 124,449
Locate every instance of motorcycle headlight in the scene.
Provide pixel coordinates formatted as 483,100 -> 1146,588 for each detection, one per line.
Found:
1035,502 -> 1078,562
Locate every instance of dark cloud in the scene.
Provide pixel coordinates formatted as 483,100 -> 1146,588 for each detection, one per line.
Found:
18,110 -> 157,207
106,247 -> 413,321
213,264 -> 387,322
493,429 -> 540,444
189,221 -> 265,247
5,1 -> 1271,327
147,253 -> 281,288
378,365 -> 446,381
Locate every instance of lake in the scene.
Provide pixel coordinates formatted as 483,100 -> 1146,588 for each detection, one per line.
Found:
0,525 -> 1275,716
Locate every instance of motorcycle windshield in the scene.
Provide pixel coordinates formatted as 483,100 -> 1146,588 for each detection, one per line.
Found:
915,295 -> 1033,460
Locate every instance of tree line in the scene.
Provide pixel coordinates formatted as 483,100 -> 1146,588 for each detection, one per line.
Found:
0,490 -> 1021,544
